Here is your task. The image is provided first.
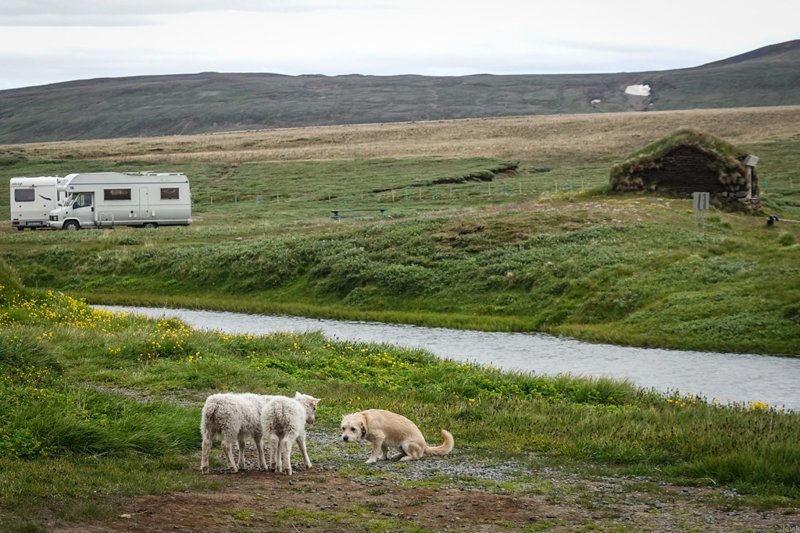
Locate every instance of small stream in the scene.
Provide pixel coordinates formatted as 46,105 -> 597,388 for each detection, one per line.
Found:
97,306 -> 800,411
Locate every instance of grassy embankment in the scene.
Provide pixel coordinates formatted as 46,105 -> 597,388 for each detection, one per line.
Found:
1,108 -> 799,355
1,259 -> 799,529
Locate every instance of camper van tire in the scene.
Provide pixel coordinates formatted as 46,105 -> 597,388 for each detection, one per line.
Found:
63,221 -> 80,231
143,222 -> 158,229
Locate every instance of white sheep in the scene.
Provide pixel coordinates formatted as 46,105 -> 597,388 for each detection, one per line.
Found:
199,392 -> 273,473
262,392 -> 320,475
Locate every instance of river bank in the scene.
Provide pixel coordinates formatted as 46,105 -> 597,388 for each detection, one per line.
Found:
98,305 -> 800,411
2,270 -> 799,530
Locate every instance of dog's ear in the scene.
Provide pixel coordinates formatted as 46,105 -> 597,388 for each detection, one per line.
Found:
360,421 -> 367,438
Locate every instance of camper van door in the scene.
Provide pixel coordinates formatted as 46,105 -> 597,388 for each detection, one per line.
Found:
72,192 -> 96,227
140,187 -> 150,219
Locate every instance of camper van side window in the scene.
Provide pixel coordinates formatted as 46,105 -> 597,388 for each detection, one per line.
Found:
160,188 -> 180,200
104,188 -> 132,201
14,189 -> 36,202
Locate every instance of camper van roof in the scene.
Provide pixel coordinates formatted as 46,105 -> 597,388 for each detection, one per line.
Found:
10,176 -> 65,184
62,172 -> 186,178
124,172 -> 185,177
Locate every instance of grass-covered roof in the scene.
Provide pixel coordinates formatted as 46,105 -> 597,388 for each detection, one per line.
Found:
610,128 -> 748,188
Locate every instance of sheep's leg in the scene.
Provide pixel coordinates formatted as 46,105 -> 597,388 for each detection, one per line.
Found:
282,438 -> 294,476
255,436 -> 268,471
221,438 -> 238,472
237,437 -> 247,470
269,434 -> 281,473
296,434 -> 312,469
200,431 -> 213,473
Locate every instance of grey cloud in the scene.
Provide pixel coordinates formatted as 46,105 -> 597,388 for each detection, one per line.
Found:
1,0 -> 393,26
1,14 -> 156,27
0,49 -> 204,89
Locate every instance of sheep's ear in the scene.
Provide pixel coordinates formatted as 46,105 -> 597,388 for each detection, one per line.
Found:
294,391 -> 302,398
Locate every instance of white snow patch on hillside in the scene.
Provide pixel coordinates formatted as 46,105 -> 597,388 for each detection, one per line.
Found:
625,84 -> 651,96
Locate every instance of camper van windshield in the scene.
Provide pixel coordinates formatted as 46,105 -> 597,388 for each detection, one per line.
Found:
74,193 -> 92,208
65,193 -> 91,208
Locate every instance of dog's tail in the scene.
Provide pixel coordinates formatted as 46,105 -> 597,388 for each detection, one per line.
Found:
424,430 -> 454,456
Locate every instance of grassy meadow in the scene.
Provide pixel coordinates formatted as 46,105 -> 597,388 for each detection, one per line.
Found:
1,106 -> 800,528
1,260 -> 799,529
1,107 -> 799,354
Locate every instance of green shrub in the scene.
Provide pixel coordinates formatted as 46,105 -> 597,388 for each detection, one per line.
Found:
778,232 -> 796,246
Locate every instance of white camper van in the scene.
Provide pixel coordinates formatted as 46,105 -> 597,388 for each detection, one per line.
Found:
48,172 -> 192,230
10,176 -> 68,231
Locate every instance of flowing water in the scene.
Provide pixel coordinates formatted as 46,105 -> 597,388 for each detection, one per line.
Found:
98,306 -> 800,411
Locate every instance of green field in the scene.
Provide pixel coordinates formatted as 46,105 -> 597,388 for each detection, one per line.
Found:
2,138 -> 799,355
1,107 -> 800,529
1,261 -> 799,530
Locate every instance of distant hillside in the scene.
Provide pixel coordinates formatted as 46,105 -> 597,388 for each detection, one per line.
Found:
0,40 -> 798,144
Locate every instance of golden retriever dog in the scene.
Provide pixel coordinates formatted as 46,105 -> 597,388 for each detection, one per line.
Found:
340,409 -> 454,463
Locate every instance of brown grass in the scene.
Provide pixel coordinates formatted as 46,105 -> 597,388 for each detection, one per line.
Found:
3,106 -> 800,163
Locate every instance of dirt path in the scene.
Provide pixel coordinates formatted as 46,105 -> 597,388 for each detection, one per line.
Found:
52,468 -> 800,532
52,431 -> 800,532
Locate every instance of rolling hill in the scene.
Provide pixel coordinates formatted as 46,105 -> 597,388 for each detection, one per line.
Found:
0,40 -> 798,144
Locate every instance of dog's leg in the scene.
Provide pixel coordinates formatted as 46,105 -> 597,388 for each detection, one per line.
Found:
367,437 -> 385,463
400,441 -> 424,461
390,445 -> 407,461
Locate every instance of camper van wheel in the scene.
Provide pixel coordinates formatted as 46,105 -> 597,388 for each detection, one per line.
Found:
16,227 -> 25,232
63,221 -> 80,231
143,222 -> 158,229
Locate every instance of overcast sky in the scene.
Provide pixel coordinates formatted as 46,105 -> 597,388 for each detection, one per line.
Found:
0,0 -> 797,90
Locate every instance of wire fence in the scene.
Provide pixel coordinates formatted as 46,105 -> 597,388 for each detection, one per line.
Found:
193,176 -> 798,208
195,179 -> 596,207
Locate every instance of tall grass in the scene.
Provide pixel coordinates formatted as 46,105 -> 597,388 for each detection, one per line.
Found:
3,116 -> 799,357
4,194 -> 797,354
1,266 -> 798,511
3,106 -> 800,164
2,108 -> 799,529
